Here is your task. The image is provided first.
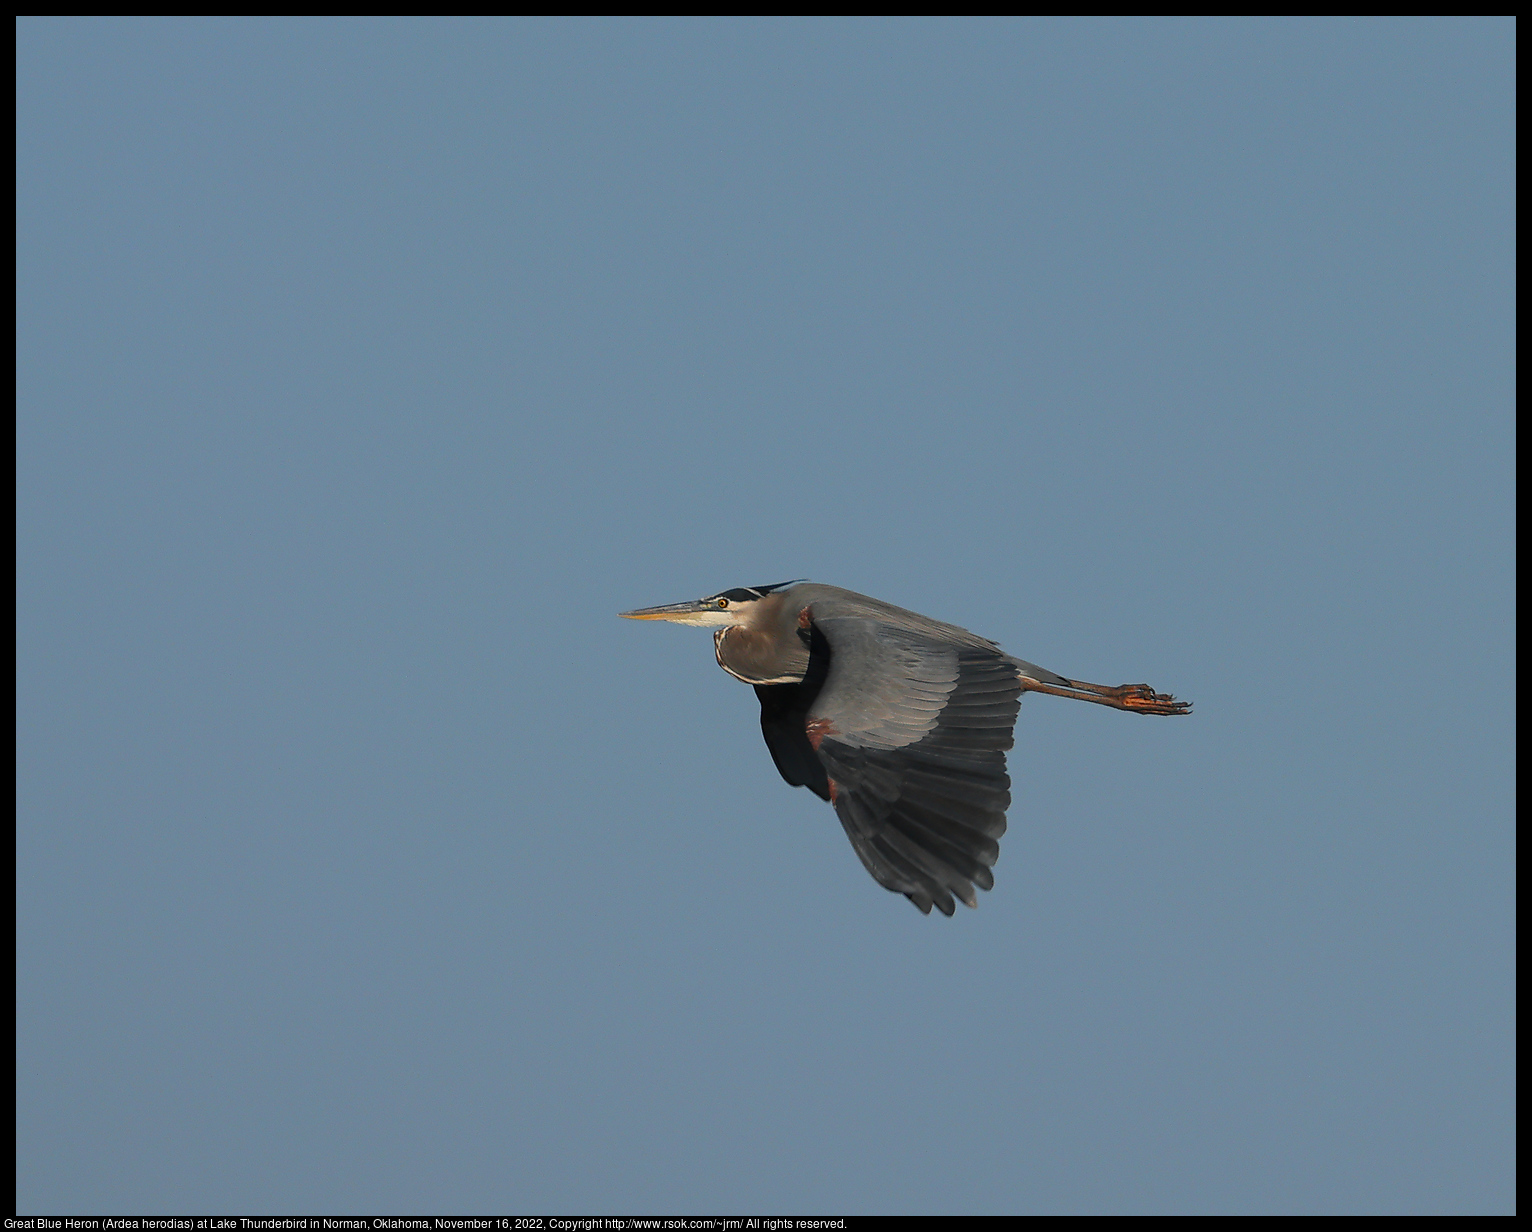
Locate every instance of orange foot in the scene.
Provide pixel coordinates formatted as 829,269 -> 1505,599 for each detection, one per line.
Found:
1117,684 -> 1191,716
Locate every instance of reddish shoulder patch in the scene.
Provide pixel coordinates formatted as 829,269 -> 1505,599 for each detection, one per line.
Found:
797,605 -> 813,629
805,716 -> 836,750
828,778 -> 839,805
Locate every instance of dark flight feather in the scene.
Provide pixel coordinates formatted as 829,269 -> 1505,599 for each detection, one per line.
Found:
757,605 -> 1022,914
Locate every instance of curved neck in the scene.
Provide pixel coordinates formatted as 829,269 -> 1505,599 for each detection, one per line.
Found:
713,593 -> 809,685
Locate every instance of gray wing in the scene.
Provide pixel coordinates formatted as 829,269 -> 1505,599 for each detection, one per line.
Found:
804,608 -> 1023,916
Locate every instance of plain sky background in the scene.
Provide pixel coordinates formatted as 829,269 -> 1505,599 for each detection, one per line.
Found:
16,17 -> 1514,1215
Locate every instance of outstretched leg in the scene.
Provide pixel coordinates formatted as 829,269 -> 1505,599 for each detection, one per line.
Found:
1018,675 -> 1191,716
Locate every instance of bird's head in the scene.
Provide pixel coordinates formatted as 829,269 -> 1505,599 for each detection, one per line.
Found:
620,581 -> 803,628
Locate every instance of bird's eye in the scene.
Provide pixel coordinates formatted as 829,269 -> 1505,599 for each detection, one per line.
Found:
716,597 -> 728,609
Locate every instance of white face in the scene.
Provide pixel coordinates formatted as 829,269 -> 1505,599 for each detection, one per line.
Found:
673,594 -> 745,627
619,593 -> 748,627
622,586 -> 794,627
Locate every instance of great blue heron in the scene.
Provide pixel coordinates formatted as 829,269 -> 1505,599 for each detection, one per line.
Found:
621,581 -> 1189,916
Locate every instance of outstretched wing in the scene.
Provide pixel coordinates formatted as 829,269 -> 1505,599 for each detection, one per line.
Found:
803,612 -> 1022,916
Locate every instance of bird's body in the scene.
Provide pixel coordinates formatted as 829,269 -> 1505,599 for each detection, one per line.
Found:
622,581 -> 1188,916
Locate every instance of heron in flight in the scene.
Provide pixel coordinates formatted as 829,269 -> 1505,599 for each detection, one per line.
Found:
621,581 -> 1189,916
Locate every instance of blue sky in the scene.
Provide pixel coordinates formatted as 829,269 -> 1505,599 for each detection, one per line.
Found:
17,17 -> 1514,1214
